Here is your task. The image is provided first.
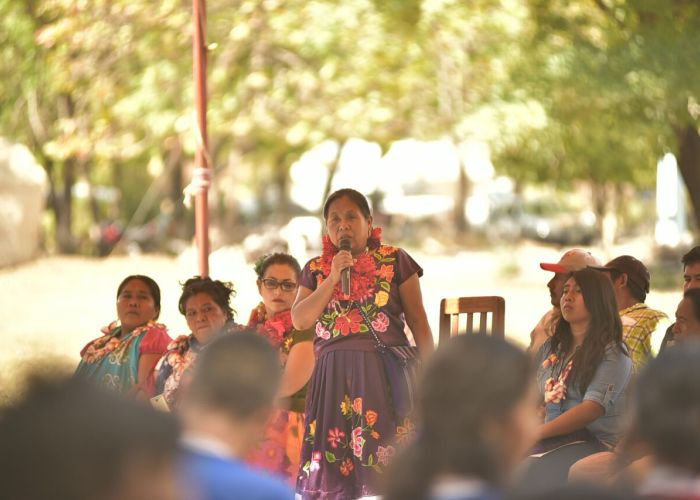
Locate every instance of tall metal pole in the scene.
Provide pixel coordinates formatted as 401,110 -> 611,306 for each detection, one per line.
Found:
193,0 -> 210,277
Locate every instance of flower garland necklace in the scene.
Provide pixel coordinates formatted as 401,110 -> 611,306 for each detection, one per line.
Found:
320,227 -> 382,304
81,320 -> 167,363
247,302 -> 295,349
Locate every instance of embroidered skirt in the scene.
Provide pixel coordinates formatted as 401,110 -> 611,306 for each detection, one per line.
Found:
295,335 -> 415,500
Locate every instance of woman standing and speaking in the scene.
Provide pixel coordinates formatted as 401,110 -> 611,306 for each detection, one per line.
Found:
292,188 -> 433,499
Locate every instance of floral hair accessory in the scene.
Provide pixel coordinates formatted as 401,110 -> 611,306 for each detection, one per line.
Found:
253,254 -> 271,279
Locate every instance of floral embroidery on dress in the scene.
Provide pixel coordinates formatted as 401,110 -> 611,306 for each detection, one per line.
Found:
310,228 -> 400,340
160,334 -> 200,407
395,417 -> 416,445
301,394 -> 407,477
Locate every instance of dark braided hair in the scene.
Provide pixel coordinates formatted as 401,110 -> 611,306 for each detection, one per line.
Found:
322,188 -> 372,220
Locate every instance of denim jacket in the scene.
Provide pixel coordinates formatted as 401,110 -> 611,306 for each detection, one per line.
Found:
535,339 -> 633,446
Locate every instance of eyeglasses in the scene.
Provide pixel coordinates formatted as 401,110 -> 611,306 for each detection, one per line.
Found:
261,278 -> 298,292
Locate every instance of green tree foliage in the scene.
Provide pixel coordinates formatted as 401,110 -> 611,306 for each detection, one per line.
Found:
2,0 -> 699,253
504,0 -> 700,228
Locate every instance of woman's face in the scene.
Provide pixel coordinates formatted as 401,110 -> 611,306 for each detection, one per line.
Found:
560,277 -> 589,326
258,263 -> 298,317
184,292 -> 228,343
117,279 -> 159,333
325,196 -> 372,253
672,297 -> 700,342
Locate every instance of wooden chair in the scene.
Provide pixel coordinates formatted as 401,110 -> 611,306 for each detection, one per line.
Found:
439,296 -> 505,343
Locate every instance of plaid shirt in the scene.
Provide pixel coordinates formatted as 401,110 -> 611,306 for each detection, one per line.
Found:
621,303 -> 668,372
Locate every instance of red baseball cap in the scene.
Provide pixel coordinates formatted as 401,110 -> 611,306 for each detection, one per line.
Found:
540,249 -> 601,274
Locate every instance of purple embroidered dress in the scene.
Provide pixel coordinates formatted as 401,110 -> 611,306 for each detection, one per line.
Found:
295,245 -> 422,499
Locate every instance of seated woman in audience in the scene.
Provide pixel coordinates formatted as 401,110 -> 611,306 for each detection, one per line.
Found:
245,253 -> 315,484
75,274 -> 171,397
384,335 -> 537,500
155,276 -> 237,409
521,267 -> 632,492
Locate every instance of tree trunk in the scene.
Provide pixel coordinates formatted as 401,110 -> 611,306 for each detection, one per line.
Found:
56,160 -> 77,253
454,156 -> 469,234
164,138 -> 187,239
274,152 -> 290,219
676,125 -> 700,233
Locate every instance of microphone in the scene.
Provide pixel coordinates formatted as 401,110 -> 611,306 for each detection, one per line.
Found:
339,237 -> 351,296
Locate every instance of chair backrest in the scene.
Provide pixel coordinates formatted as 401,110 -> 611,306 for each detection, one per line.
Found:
439,296 -> 505,343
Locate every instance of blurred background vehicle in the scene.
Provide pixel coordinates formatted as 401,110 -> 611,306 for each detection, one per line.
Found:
519,197 -> 597,246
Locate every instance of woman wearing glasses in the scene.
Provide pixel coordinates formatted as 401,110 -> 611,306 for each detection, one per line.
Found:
154,276 -> 237,409
246,252 -> 315,484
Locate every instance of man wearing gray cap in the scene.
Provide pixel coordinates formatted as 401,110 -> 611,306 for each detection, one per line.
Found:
529,248 -> 602,354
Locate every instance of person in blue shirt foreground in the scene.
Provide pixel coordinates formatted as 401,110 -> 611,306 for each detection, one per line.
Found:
178,330 -> 294,500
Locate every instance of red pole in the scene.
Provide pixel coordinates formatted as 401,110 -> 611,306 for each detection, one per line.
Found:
193,0 -> 210,277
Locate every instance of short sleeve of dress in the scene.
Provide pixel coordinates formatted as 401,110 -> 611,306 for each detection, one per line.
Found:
583,345 -> 633,413
299,258 -> 319,291
394,248 -> 423,285
139,326 -> 173,355
290,327 -> 314,348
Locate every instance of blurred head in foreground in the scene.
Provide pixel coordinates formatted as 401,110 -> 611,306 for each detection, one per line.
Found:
631,342 -> 700,476
179,330 -> 282,456
0,374 -> 180,500
384,335 -> 537,500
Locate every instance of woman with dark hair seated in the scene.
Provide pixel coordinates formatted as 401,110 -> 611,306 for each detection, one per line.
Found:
384,335 -> 537,500
154,276 -> 237,409
75,274 -> 172,397
521,267 -> 632,492
245,252 -> 315,484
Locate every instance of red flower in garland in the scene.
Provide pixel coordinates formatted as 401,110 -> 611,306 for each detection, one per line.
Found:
319,227 -> 383,303
247,303 -> 294,349
335,309 -> 363,336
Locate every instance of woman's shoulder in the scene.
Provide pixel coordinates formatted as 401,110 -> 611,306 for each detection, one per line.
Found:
603,341 -> 632,363
165,334 -> 192,353
136,321 -> 169,337
376,243 -> 402,257
138,322 -> 172,354
305,254 -> 324,271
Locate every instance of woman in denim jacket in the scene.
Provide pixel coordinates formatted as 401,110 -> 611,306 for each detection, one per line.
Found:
521,267 -> 632,492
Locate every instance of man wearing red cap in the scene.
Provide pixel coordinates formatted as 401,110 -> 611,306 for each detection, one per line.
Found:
590,255 -> 668,371
529,249 -> 602,354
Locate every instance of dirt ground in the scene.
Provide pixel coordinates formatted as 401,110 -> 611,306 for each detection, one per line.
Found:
0,240 -> 682,402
